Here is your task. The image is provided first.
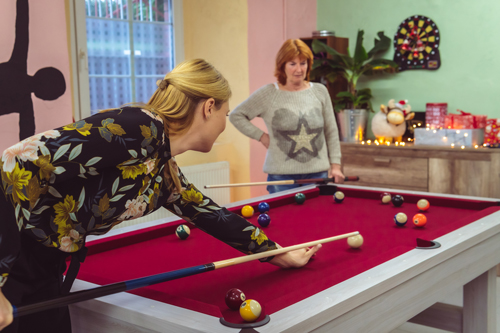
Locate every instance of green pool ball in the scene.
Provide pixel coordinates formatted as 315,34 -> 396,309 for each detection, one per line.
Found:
175,224 -> 191,240
294,193 -> 306,205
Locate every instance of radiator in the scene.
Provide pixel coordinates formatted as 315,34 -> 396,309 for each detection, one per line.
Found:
114,161 -> 231,229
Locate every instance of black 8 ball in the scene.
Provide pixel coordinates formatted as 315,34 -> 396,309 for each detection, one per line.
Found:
391,195 -> 404,207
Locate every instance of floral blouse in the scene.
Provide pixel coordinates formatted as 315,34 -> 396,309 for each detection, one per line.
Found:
0,107 -> 277,284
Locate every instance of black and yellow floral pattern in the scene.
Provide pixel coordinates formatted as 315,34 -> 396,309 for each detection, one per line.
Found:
0,107 -> 277,280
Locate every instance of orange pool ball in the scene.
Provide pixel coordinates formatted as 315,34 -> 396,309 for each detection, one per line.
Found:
417,199 -> 430,211
413,213 -> 427,227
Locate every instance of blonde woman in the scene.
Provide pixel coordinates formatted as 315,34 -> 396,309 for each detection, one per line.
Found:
0,59 -> 320,333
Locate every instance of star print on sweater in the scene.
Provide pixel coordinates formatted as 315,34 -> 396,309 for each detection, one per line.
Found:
277,118 -> 323,159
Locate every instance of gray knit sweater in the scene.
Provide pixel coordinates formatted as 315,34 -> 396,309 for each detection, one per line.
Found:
229,82 -> 341,175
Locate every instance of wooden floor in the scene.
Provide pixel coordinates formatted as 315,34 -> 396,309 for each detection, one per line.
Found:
391,277 -> 500,333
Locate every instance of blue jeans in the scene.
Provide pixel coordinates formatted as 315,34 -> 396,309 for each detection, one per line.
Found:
267,171 -> 328,194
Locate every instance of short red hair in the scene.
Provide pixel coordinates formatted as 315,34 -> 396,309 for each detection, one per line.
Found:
274,39 -> 314,85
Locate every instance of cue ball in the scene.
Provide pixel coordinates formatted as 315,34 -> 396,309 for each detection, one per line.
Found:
240,299 -> 262,322
391,195 -> 404,207
347,235 -> 364,248
225,288 -> 246,310
294,193 -> 306,205
413,213 -> 427,227
175,224 -> 190,240
380,192 -> 392,204
417,199 -> 430,211
257,202 -> 270,214
333,191 -> 345,203
257,213 -> 271,227
241,205 -> 254,218
394,212 -> 408,226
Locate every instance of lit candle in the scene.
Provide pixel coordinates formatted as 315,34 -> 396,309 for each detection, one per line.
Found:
395,142 -> 399,146
426,127 -> 430,131
433,130 -> 437,133
361,141 -> 365,145
413,124 -> 417,128
456,130 -> 460,134
418,123 -> 422,126
461,145 -> 465,149
401,142 -> 405,146
464,133 -> 468,137
474,145 -> 478,149
443,137 -> 447,141
451,143 -> 455,148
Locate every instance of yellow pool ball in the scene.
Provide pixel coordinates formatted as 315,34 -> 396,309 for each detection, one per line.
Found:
240,299 -> 262,322
241,205 -> 254,218
347,234 -> 364,249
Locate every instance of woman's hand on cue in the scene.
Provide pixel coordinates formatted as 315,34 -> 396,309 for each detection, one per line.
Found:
269,244 -> 322,269
0,289 -> 13,331
328,164 -> 345,183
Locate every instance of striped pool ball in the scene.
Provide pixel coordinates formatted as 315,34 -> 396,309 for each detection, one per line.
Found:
175,224 -> 190,240
394,212 -> 408,226
333,191 -> 345,203
417,199 -> 430,211
380,192 -> 392,204
240,299 -> 262,322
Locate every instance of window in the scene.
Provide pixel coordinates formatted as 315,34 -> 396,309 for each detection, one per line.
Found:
70,0 -> 183,119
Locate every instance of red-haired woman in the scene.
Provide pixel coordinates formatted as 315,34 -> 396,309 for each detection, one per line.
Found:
230,39 -> 344,193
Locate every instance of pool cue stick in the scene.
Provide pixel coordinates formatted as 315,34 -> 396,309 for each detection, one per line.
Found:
13,231 -> 359,318
204,176 -> 360,189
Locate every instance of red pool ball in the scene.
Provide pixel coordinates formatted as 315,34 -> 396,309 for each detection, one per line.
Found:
380,192 -> 391,204
225,288 -> 246,310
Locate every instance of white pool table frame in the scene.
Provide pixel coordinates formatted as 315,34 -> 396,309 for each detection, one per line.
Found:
69,185 -> 500,333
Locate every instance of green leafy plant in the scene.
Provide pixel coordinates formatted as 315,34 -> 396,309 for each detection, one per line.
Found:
311,30 -> 398,112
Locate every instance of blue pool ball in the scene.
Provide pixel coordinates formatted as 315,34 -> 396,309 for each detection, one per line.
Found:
257,213 -> 271,227
257,202 -> 270,214
394,212 -> 408,226
334,191 -> 345,203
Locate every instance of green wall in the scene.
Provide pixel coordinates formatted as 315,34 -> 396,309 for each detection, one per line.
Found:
318,0 -> 500,138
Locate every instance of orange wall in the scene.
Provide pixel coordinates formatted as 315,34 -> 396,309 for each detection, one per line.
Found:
245,0 -> 317,197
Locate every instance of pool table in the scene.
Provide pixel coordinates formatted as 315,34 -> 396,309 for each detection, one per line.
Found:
68,184 -> 500,333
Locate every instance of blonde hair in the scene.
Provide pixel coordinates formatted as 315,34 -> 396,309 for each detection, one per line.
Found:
107,59 -> 232,192
274,39 -> 314,86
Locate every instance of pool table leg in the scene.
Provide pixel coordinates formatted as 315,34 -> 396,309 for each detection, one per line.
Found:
463,267 -> 497,333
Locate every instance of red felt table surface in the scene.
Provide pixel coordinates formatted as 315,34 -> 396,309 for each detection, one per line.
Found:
77,187 -> 500,324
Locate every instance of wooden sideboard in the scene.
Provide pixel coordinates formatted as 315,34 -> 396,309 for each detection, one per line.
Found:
340,143 -> 500,198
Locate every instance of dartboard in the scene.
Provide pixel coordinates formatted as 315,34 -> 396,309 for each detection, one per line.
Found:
393,15 -> 440,71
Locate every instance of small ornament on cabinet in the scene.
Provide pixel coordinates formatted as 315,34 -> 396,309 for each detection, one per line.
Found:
371,99 -> 415,143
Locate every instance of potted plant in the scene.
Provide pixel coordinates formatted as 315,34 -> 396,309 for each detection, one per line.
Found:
311,30 -> 398,142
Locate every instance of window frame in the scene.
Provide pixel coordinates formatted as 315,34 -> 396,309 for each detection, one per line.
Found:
69,0 -> 184,121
